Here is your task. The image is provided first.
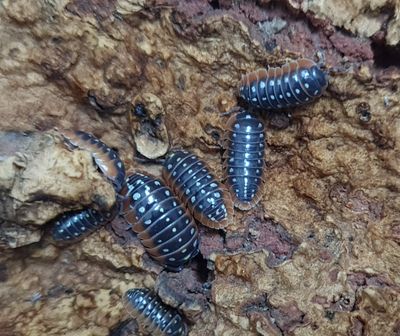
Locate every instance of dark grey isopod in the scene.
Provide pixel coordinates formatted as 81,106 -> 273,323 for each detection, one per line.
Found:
238,58 -> 328,109
162,150 -> 234,229
51,208 -> 116,242
223,110 -> 266,210
124,288 -> 187,336
119,173 -> 199,271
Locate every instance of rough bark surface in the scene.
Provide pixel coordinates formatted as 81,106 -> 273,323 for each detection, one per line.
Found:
0,1 -> 399,335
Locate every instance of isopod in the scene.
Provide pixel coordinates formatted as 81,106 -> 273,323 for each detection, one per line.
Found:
162,150 -> 234,229
51,208 -> 116,242
223,110 -> 266,210
238,58 -> 328,109
124,288 -> 187,336
120,173 -> 199,271
60,130 -> 126,192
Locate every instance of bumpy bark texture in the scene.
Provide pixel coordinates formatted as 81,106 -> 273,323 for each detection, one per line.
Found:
0,0 -> 399,335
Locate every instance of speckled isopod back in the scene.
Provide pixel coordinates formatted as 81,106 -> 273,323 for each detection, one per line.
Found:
223,110 -> 266,210
119,172 -> 199,271
124,288 -> 187,336
238,58 -> 328,109
51,208 -> 116,243
162,150 -> 234,229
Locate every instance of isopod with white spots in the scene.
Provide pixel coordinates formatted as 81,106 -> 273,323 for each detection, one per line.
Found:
124,288 -> 187,336
51,208 -> 116,242
222,110 -> 266,210
162,150 -> 234,229
238,58 -> 328,109
119,172 -> 199,271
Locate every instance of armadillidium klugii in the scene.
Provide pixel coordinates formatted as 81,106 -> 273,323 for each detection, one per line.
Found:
162,150 -> 234,229
60,130 -> 126,192
120,173 -> 199,271
124,288 -> 187,336
238,58 -> 328,109
51,208 -> 116,242
223,110 -> 266,210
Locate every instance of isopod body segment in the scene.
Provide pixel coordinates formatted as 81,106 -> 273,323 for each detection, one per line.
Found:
162,150 -> 234,229
223,110 -> 266,210
120,173 -> 199,271
124,288 -> 187,336
51,208 -> 116,242
238,58 -> 328,109
60,130 -> 126,192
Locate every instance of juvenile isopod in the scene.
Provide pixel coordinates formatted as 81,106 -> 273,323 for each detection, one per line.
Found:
124,288 -> 187,336
223,110 -> 266,210
162,150 -> 234,229
51,208 -> 116,242
60,130 -> 126,192
120,173 -> 199,271
238,58 -> 328,109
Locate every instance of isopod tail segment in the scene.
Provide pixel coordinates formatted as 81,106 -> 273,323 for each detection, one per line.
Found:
59,129 -> 126,193
238,58 -> 329,110
222,109 -> 267,211
119,172 -> 199,272
50,205 -> 118,244
162,150 -> 234,229
123,288 -> 188,336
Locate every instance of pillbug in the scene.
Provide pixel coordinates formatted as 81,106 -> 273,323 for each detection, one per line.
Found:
238,58 -> 328,109
51,208 -> 116,242
223,110 -> 266,210
162,150 -> 234,229
60,130 -> 126,192
124,288 -> 187,336
120,173 -> 199,271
